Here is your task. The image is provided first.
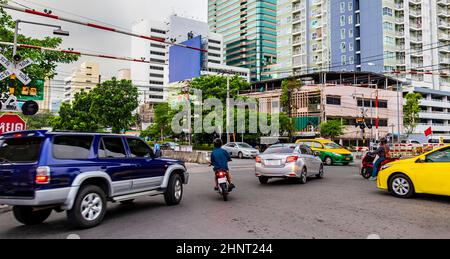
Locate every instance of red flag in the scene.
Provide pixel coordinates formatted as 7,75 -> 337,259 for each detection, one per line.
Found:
424,127 -> 432,137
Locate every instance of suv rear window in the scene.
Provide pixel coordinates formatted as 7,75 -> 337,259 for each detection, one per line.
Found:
99,137 -> 127,158
0,137 -> 43,163
53,136 -> 94,159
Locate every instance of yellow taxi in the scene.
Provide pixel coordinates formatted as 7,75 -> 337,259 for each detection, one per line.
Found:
377,145 -> 450,198
295,139 -> 353,165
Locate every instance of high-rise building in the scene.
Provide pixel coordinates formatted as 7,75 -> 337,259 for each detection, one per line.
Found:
208,0 -> 277,82
330,0 -> 450,91
275,0 -> 450,91
131,15 -> 250,105
63,62 -> 100,103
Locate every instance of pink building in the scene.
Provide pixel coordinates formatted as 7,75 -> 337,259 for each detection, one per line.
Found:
243,72 -> 404,146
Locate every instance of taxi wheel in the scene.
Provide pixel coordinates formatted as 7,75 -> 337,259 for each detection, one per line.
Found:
324,157 -> 333,166
389,174 -> 415,198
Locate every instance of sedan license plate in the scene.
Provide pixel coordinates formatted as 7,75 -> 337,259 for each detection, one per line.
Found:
345,157 -> 351,161
265,160 -> 281,166
218,177 -> 228,184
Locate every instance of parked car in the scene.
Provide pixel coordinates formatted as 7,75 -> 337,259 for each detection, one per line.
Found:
0,130 -> 189,228
296,139 -> 353,166
377,145 -> 450,198
255,144 -> 324,184
222,142 -> 259,159
161,142 -> 181,151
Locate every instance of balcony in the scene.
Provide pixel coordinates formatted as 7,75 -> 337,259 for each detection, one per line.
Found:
419,112 -> 450,121
438,33 -> 450,40
410,35 -> 423,42
440,56 -> 450,64
437,8 -> 450,17
395,31 -> 405,37
409,9 -> 422,17
437,0 -> 450,5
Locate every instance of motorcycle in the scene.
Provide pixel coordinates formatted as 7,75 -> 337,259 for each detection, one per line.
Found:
361,153 -> 399,179
215,169 -> 230,201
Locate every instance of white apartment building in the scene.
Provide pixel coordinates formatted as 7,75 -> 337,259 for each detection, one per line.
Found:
274,0 -> 450,91
131,15 -> 250,105
63,62 -> 100,103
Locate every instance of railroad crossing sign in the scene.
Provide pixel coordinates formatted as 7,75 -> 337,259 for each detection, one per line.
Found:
0,54 -> 32,85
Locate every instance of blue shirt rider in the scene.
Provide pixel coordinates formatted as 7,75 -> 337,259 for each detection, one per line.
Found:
210,138 -> 235,191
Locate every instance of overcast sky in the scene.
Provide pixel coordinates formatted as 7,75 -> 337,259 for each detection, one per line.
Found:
5,0 -> 207,97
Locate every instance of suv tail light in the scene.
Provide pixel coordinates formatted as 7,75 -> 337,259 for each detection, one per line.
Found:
286,156 -> 299,163
36,166 -> 51,184
255,156 -> 262,163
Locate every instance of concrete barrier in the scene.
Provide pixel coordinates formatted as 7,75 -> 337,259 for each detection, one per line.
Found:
162,150 -> 211,164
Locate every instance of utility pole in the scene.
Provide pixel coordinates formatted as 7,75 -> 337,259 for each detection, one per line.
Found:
396,73 -> 401,143
226,75 -> 230,144
375,84 -> 379,141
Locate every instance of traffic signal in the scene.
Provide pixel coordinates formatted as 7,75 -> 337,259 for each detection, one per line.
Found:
22,100 -> 39,116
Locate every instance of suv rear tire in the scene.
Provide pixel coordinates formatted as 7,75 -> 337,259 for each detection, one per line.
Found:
164,174 -> 183,206
13,206 -> 52,225
67,185 -> 107,229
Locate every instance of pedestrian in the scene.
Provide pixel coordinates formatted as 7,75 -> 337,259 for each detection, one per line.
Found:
154,140 -> 161,158
369,138 -> 390,181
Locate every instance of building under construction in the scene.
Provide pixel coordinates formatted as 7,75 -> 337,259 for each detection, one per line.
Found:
241,72 -> 404,146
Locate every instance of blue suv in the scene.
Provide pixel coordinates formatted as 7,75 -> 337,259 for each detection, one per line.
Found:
0,130 -> 189,228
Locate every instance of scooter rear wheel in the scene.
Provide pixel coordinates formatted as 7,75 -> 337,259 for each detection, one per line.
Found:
361,168 -> 372,179
220,183 -> 228,201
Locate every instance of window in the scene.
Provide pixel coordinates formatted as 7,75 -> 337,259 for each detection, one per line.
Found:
384,36 -> 394,45
312,142 -> 324,149
340,2 -> 346,13
383,22 -> 393,30
151,43 -> 165,49
349,42 -> 354,51
349,29 -> 353,38
426,147 -> 450,162
341,42 -> 346,53
149,80 -> 164,85
151,28 -> 166,34
0,137 -> 43,163
341,29 -> 346,40
341,55 -> 347,65
357,99 -> 388,109
150,58 -> 165,64
209,46 -> 221,51
340,15 -> 346,26
99,137 -> 126,158
150,51 -> 165,56
209,53 -> 221,58
348,2 -> 353,11
299,146 -> 313,155
150,73 -> 164,78
327,96 -> 341,105
349,56 -> 355,64
150,66 -> 164,71
383,7 -> 393,16
127,138 -> 152,158
209,39 -> 221,44
348,15 -> 353,25
53,136 -> 94,159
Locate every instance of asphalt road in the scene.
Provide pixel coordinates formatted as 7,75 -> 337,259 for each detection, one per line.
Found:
1,159 -> 450,239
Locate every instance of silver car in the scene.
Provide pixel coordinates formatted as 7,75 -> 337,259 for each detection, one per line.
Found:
222,142 -> 260,159
255,144 -> 324,184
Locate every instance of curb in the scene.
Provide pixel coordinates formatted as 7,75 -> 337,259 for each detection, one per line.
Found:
0,205 -> 11,214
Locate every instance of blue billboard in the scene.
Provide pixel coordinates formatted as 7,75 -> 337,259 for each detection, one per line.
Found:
169,35 -> 202,83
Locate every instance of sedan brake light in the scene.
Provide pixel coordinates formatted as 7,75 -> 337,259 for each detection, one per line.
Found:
255,156 -> 262,163
286,156 -> 299,163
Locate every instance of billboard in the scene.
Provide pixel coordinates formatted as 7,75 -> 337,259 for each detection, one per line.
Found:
169,35 -> 202,83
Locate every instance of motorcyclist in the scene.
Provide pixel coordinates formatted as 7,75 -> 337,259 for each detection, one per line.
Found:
369,138 -> 390,181
210,138 -> 236,191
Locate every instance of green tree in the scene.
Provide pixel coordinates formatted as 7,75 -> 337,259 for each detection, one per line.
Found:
319,120 -> 344,140
0,1 -> 78,94
90,78 -> 139,133
403,92 -> 423,136
23,111 -> 55,129
280,78 -> 302,140
189,75 -> 250,103
140,103 -> 179,141
51,91 -> 99,132
52,79 -> 139,133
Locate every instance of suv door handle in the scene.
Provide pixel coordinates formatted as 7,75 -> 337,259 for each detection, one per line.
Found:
100,166 -> 108,170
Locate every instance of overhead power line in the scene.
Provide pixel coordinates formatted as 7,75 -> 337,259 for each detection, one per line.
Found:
0,3 -> 208,53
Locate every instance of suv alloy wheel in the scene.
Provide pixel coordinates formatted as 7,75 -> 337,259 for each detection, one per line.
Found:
67,185 -> 107,229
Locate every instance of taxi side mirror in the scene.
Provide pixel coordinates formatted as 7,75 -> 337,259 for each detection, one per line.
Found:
416,155 -> 427,163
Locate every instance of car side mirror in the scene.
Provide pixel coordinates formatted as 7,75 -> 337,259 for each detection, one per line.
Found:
416,156 -> 426,163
